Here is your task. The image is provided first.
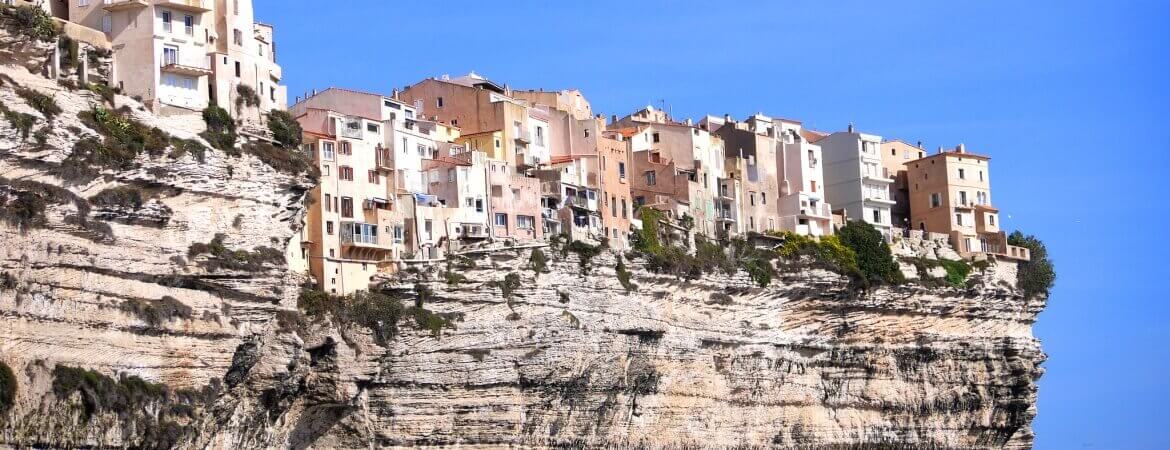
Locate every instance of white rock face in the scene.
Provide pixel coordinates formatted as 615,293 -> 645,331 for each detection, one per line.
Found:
0,22 -> 1045,450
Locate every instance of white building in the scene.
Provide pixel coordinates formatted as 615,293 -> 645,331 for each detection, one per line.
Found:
813,124 -> 895,236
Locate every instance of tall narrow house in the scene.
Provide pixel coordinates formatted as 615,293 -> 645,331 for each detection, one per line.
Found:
905,144 -> 1031,261
813,125 -> 895,236
63,0 -> 285,119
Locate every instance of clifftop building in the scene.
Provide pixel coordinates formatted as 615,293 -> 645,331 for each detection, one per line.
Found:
906,144 -> 1031,261
59,0 -> 286,119
813,125 -> 895,236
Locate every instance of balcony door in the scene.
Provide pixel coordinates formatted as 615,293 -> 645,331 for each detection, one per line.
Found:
163,45 -> 179,66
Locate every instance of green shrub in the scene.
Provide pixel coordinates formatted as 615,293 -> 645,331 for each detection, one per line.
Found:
200,105 -> 237,153
168,137 -> 208,163
243,142 -> 316,176
566,240 -> 602,273
298,287 -> 455,345
235,84 -> 260,110
187,233 -> 284,272
0,101 -> 35,139
616,256 -> 636,291
494,273 -> 522,299
1008,231 -> 1056,298
266,110 -> 302,148
87,83 -> 116,105
89,186 -> 144,209
120,296 -> 193,327
0,189 -> 46,230
837,220 -> 903,286
10,5 -> 58,41
529,248 -> 548,274
0,360 -> 15,417
774,231 -> 862,278
694,235 -> 736,274
16,87 -> 61,119
443,271 -> 468,285
937,259 -> 972,288
65,107 -> 170,182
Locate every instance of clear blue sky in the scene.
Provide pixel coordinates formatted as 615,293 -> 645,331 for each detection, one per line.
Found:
258,1 -> 1169,447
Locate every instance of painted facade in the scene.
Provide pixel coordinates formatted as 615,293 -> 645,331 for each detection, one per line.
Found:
814,125 -> 895,236
906,144 -> 1030,261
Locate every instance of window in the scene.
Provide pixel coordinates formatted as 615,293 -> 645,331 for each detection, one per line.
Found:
475,199 -> 484,213
749,192 -> 756,206
536,126 -> 544,146
891,148 -> 896,156
392,225 -> 404,242
233,29 -> 243,46
955,213 -> 963,226
451,119 -> 458,127
325,221 -> 334,235
324,194 -> 331,212
979,171 -> 984,181
761,192 -> 766,205
872,209 -> 881,223
436,97 -> 444,107
424,220 -> 433,240
811,180 -> 817,192
517,215 -> 535,229
959,191 -> 968,205
958,168 -> 966,179
644,171 -> 656,186
989,214 -> 996,226
234,61 -> 241,77
163,45 -> 178,65
101,14 -> 112,33
634,196 -> 645,207
78,0 -> 89,6
584,129 -> 590,138
611,196 -> 617,216
930,193 -> 941,208
368,170 -> 378,184
322,142 -> 335,160
494,213 -> 507,227
621,199 -> 627,218
321,164 -> 330,175
652,132 -> 660,143
340,197 -> 353,218
339,166 -> 354,181
618,162 -> 626,179
183,14 -> 193,35
417,144 -> 427,156
339,141 -> 351,155
161,11 -> 172,32
233,0 -> 239,14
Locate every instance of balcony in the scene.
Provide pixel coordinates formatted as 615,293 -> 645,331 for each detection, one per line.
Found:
154,0 -> 211,13
716,209 -> 736,222
568,196 -> 590,210
340,222 -> 393,250
160,60 -> 212,76
375,147 -> 394,171
799,203 -> 832,218
862,173 -> 895,184
103,0 -> 148,12
542,208 -> 559,221
456,223 -> 488,239
514,129 -> 531,144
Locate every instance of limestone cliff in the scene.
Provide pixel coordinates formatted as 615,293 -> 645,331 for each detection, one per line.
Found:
0,17 -> 1046,450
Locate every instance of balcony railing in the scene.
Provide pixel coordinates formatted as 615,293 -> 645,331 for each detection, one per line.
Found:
569,196 -> 590,209
155,0 -> 212,13
541,181 -> 562,197
799,203 -> 832,218
375,147 -> 393,170
514,129 -> 531,144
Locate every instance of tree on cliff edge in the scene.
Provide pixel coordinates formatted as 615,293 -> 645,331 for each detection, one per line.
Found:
1009,231 -> 1056,298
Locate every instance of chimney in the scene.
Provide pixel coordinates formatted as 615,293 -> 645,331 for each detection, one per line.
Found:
916,140 -> 922,148
610,114 -> 617,124
684,118 -> 693,126
847,122 -> 854,133
937,146 -> 944,154
391,88 -> 399,99
956,143 -> 966,153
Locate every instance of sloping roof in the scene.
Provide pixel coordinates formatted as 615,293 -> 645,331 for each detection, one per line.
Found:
801,129 -> 829,143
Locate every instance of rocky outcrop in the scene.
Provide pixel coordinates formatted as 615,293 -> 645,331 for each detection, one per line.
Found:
0,19 -> 1045,449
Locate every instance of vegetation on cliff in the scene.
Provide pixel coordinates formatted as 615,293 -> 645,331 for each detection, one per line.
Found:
0,360 -> 15,417
1009,231 -> 1056,298
266,110 -> 302,148
186,233 -> 284,272
297,287 -> 456,345
5,5 -> 58,42
836,220 -> 905,286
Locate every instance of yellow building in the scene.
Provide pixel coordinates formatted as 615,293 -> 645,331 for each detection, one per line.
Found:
906,144 -> 1030,261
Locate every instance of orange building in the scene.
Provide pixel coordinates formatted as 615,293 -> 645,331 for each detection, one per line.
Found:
906,144 -> 1030,261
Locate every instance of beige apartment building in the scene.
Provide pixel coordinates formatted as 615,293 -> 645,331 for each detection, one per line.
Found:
55,0 -> 285,119
710,115 -> 786,235
614,106 -> 724,237
598,132 -> 632,248
881,140 -> 927,227
906,144 -> 1030,261
399,73 -> 546,242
